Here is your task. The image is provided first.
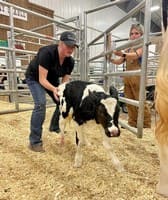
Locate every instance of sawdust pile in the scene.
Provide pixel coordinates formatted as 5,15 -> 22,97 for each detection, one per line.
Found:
0,101 -> 167,200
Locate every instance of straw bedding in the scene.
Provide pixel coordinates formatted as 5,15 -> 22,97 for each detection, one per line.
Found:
0,101 -> 167,200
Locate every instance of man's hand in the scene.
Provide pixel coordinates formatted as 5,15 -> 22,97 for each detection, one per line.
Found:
53,87 -> 59,101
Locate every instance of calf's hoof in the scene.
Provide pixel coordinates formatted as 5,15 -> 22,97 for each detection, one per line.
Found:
74,163 -> 82,168
74,155 -> 83,168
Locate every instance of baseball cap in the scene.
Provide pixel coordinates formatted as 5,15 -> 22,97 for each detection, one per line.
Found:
60,31 -> 79,47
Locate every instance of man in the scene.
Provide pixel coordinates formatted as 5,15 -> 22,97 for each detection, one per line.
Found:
25,31 -> 78,152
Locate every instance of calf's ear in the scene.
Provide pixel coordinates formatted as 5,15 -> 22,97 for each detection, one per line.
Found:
109,85 -> 118,100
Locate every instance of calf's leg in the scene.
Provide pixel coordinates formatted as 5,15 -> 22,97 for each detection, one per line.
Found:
102,134 -> 124,172
74,124 -> 87,168
59,115 -> 67,145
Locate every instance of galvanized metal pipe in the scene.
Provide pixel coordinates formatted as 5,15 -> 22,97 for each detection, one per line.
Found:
137,0 -> 152,138
85,0 -> 129,14
88,0 -> 145,46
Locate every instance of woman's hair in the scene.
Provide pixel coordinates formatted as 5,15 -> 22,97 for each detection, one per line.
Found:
129,24 -> 144,36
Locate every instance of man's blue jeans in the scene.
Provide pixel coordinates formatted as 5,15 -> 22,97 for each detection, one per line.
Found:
26,77 -> 46,145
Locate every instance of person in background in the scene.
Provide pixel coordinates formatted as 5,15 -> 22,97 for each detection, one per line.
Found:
0,64 -> 7,89
25,31 -> 78,152
109,24 -> 151,128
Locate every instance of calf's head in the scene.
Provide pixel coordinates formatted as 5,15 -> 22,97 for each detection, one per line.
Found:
109,85 -> 119,100
96,97 -> 120,137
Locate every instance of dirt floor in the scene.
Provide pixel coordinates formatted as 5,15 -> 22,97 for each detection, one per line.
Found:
0,101 -> 167,200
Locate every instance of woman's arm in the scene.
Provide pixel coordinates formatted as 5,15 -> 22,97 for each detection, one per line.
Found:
112,48 -> 142,61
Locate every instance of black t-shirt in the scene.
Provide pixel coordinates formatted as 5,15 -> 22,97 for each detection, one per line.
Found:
25,44 -> 75,86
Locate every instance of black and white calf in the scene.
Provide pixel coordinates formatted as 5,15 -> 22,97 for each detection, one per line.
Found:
58,80 -> 124,172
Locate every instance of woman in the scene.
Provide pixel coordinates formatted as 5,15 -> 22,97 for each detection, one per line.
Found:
110,24 -> 151,128
25,31 -> 78,152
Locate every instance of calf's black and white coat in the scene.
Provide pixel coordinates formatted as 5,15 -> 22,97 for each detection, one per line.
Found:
58,80 -> 124,172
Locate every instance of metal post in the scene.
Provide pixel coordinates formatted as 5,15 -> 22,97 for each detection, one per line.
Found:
75,15 -> 81,76
137,0 -> 152,138
104,33 -> 108,91
8,6 -> 19,110
82,11 -> 88,81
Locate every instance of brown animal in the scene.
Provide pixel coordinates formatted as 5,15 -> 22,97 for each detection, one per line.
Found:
155,1 -> 168,196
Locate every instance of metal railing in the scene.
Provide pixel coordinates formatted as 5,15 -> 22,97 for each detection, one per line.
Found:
83,0 -> 157,138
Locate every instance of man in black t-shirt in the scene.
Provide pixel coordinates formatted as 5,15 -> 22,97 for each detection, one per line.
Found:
25,31 -> 78,152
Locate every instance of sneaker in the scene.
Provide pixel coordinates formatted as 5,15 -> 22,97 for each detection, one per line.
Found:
28,143 -> 45,152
